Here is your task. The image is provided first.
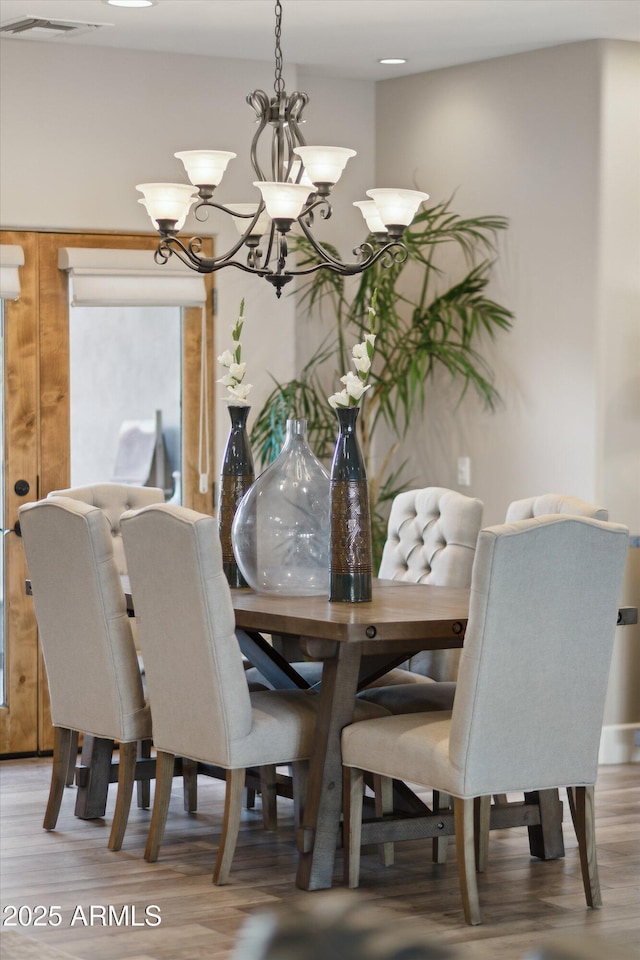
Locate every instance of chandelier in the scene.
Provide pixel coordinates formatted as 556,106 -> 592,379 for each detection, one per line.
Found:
136,1 -> 428,297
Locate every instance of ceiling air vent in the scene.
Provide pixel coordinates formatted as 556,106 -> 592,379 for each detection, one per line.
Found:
0,17 -> 112,41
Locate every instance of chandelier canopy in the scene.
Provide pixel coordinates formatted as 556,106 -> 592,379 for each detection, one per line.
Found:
137,1 -> 428,297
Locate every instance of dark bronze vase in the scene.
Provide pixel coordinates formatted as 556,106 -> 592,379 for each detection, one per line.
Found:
218,405 -> 254,588
329,406 -> 372,602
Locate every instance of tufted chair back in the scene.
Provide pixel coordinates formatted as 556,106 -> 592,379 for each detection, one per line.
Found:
377,487 -> 483,681
378,487 -> 483,586
505,493 -> 608,523
47,482 -> 164,576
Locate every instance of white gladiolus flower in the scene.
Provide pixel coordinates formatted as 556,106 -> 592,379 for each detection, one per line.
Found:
327,291 -> 378,409
328,389 -> 350,408
227,383 -> 252,404
228,362 -> 246,380
218,299 -> 252,405
353,354 -> 371,374
217,349 -> 234,367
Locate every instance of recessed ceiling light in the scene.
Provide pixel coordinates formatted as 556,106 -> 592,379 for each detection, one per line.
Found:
105,0 -> 156,8
378,58 -> 407,65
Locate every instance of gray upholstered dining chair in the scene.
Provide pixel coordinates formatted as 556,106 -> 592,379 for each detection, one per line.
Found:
120,502 -> 386,884
341,515 -> 629,925
18,497 -> 152,851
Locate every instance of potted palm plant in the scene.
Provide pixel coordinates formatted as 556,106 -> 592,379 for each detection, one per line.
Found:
250,197 -> 514,564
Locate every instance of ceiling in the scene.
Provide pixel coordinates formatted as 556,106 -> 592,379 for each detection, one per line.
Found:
0,0 -> 638,80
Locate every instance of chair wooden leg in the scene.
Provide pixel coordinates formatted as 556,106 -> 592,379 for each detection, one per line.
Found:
454,796 -> 482,925
108,741 -> 138,851
213,768 -> 246,885
182,758 -> 198,813
43,727 -> 73,830
374,774 -> 394,866
136,738 -> 152,809
245,787 -> 257,809
432,790 -> 450,864
569,785 -> 601,908
145,751 -> 176,863
65,730 -> 79,787
291,761 -> 308,829
474,795 -> 491,873
259,764 -> 278,831
343,766 -> 364,889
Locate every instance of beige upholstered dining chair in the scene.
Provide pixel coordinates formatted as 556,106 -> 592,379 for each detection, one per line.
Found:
47,482 -> 164,794
342,515 -> 629,925
19,497 -> 152,851
47,482 -> 164,576
359,493 -> 609,716
505,492 -> 609,523
120,502 -> 386,884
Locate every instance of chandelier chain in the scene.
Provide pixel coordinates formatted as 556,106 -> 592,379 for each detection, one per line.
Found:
273,0 -> 285,96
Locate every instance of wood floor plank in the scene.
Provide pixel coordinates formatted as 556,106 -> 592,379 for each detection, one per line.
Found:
1,758 -> 638,959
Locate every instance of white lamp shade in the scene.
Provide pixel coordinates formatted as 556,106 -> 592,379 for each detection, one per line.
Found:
174,150 -> 236,187
226,203 -> 271,237
288,159 -> 314,189
353,200 -> 387,235
138,198 -> 191,231
293,146 -> 356,185
253,182 -> 311,221
136,183 -> 198,224
366,188 -> 429,226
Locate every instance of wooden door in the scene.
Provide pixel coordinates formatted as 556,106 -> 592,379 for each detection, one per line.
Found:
0,230 -> 215,755
1,231 -> 39,754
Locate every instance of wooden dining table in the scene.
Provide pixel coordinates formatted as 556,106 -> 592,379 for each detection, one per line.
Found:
232,578 -> 470,890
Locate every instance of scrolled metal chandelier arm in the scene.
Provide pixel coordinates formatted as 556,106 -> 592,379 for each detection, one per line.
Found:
137,0 -> 429,296
156,235 -> 270,277
294,217 -> 408,276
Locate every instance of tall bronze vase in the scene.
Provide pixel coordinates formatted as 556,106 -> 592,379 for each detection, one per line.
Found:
218,405 -> 254,588
329,406 -> 373,602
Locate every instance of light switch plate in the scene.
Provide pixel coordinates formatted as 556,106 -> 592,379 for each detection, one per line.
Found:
457,456 -> 471,486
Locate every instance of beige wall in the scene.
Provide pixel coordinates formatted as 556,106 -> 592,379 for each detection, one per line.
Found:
375,40 -> 639,758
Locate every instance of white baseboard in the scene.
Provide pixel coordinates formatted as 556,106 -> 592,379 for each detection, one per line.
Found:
599,723 -> 640,764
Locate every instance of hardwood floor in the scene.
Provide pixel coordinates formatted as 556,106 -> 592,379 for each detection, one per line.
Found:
1,757 -> 638,959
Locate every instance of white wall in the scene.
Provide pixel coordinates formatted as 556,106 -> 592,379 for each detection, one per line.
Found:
376,41 -> 606,524
597,42 -> 640,754
375,39 -> 640,756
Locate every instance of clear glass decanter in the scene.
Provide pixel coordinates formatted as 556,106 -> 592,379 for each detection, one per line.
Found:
231,418 -> 330,595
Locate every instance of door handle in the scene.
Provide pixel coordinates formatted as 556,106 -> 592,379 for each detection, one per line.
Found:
2,521 -> 21,537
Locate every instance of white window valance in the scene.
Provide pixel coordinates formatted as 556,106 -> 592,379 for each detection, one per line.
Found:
0,245 -> 25,300
58,248 -> 207,306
